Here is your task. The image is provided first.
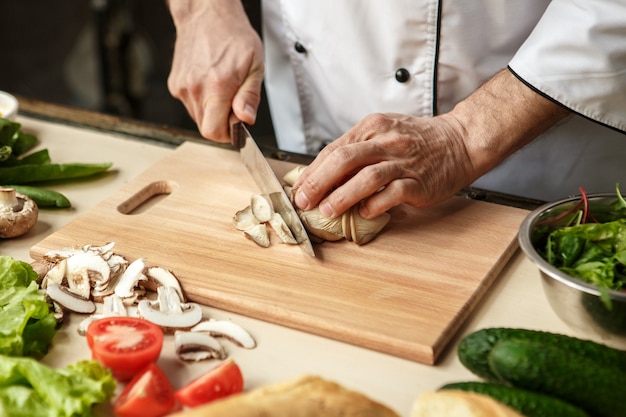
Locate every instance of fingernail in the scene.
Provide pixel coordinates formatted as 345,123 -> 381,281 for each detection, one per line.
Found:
244,104 -> 257,124
294,190 -> 310,209
319,201 -> 335,218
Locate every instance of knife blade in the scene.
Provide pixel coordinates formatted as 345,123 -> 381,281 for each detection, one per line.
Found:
231,120 -> 315,257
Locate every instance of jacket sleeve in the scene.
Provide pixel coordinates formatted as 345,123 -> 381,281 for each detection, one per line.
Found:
508,0 -> 626,133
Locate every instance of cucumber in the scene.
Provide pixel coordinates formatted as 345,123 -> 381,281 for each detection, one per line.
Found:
457,327 -> 626,381
488,339 -> 626,417
440,381 -> 589,417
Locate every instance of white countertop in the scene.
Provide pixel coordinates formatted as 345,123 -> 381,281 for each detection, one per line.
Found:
5,115 -> 575,416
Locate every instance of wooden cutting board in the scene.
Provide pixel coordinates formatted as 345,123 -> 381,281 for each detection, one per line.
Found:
30,141 -> 528,365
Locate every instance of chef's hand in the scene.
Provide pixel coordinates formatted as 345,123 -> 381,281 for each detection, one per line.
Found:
293,69 -> 570,219
292,113 -> 473,219
167,0 -> 264,142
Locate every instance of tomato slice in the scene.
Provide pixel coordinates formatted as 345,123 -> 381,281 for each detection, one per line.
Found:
175,359 -> 244,408
86,316 -> 164,381
113,363 -> 176,417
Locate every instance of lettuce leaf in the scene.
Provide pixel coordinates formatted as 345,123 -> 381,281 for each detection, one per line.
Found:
0,355 -> 116,417
0,256 -> 57,358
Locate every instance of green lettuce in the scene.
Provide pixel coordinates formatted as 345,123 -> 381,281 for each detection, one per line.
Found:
0,256 -> 57,358
0,355 -> 116,417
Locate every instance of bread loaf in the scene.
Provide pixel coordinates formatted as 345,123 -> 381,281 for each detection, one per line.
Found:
411,390 -> 525,417
169,374 -> 400,417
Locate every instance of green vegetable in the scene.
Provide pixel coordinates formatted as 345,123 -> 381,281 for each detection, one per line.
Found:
457,327 -> 626,382
7,185 -> 71,208
0,256 -> 56,358
0,118 -> 113,208
488,339 -> 626,417
0,162 -> 113,184
536,184 -> 626,308
0,355 -> 116,417
440,381 -> 589,417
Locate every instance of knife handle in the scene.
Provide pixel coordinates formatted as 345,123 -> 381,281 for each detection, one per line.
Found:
229,114 -> 246,149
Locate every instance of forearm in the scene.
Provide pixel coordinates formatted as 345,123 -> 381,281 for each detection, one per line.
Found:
445,69 -> 571,181
168,0 -> 248,29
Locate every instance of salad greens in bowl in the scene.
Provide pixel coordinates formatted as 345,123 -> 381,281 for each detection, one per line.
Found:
519,184 -> 626,348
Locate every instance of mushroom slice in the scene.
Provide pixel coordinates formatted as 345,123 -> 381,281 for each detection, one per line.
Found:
174,330 -> 226,361
137,286 -> 203,330
233,206 -> 260,231
144,266 -> 184,301
46,282 -> 96,314
77,294 -> 128,336
191,320 -> 256,349
244,223 -> 271,248
267,212 -> 298,245
65,251 -> 111,299
250,194 -> 274,223
114,258 -> 147,299
41,258 -> 67,288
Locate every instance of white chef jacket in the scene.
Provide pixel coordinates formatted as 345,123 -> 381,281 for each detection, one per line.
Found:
261,0 -> 626,201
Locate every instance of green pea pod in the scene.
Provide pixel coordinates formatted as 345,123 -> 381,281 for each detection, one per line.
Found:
6,185 -> 71,208
0,162 -> 113,184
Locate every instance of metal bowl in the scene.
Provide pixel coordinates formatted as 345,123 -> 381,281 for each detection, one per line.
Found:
519,193 -> 626,348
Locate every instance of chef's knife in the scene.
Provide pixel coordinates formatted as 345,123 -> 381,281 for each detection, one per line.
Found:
231,119 -> 315,257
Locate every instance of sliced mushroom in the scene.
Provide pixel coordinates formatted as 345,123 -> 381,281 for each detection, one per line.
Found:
144,266 -> 184,301
191,320 -> 256,349
41,258 -> 68,288
114,258 -> 147,299
65,251 -> 111,299
250,194 -> 274,223
0,187 -> 38,238
77,294 -> 128,336
267,212 -> 298,244
46,282 -> 96,314
233,206 -> 260,231
137,286 -> 203,330
174,330 -> 226,361
244,223 -> 271,248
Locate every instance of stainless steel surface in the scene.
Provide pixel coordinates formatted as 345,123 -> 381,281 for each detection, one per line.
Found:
232,120 -> 315,257
519,193 -> 626,348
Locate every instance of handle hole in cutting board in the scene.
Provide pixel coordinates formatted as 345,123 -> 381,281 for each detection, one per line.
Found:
116,180 -> 178,215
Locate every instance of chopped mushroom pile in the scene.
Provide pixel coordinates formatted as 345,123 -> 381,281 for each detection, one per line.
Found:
233,166 -> 391,247
32,242 -> 256,361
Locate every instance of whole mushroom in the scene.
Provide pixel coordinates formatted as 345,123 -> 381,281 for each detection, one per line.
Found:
0,187 -> 38,238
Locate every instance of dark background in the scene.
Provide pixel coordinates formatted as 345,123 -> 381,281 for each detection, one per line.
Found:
0,0 -> 275,144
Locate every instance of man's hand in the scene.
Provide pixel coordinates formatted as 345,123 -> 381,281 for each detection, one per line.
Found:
293,69 -> 570,219
167,0 -> 264,142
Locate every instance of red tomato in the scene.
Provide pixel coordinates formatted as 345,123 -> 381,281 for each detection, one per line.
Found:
113,363 -> 176,417
175,359 -> 244,408
86,316 -> 164,381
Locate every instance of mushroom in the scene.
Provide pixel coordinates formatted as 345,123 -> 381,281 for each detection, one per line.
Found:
267,212 -> 298,244
137,286 -> 203,331
250,194 -> 274,223
232,206 -> 260,231
114,258 -> 147,300
346,206 -> 391,245
46,282 -> 96,314
174,330 -> 227,361
0,187 -> 38,238
282,166 -> 306,187
76,294 -> 128,336
65,251 -> 111,299
243,223 -> 271,248
143,266 -> 185,301
191,320 -> 256,349
299,206 -> 344,242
